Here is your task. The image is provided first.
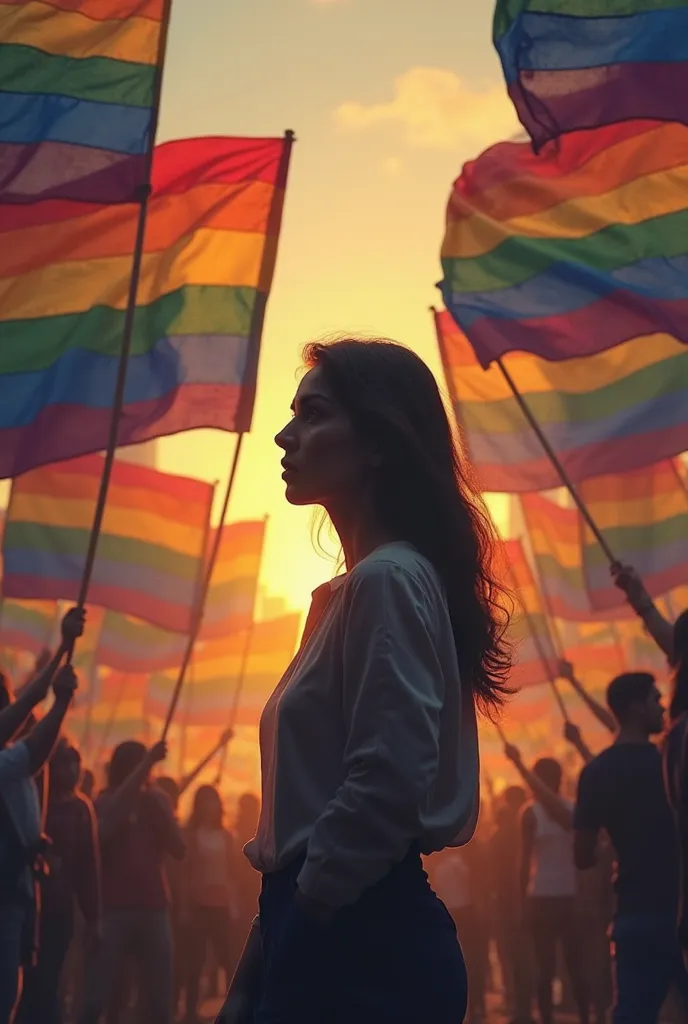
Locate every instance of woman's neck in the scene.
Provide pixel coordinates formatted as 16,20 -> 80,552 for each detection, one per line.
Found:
326,495 -> 397,570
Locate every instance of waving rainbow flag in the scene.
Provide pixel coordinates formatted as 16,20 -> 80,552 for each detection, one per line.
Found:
0,134 -> 293,478
147,614 -> 301,726
441,121 -> 688,367
580,461 -> 688,612
433,308 -> 688,492
520,493 -> 615,622
2,455 -> 213,632
96,611 -> 186,675
0,0 -> 168,204
200,520 -> 266,641
494,0 -> 688,151
0,598 -> 58,657
497,538 -> 558,689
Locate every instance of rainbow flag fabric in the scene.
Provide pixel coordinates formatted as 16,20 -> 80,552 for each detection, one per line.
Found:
147,613 -> 301,727
2,455 -> 213,632
580,461 -> 688,612
441,121 -> 688,367
520,493 -> 610,622
498,538 -> 559,688
0,598 -> 58,657
0,134 -> 292,478
200,521 -> 266,640
0,0 -> 167,204
433,308 -> 688,493
493,1 -> 688,152
96,611 -> 186,675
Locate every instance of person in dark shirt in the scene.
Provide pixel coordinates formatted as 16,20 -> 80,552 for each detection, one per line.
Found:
574,671 -> 688,1022
17,740 -> 100,1024
662,609 -> 688,955
78,739 -> 185,1024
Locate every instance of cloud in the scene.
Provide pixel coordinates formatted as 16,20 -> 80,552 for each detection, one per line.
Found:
335,66 -> 519,151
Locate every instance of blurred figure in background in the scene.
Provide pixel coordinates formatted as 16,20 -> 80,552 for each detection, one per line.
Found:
17,741 -> 100,1024
232,792 -> 261,956
489,785 -> 533,1024
433,845 -> 486,1024
662,609 -> 688,960
182,784 -> 237,1024
575,672 -> 688,1023
78,739 -> 185,1024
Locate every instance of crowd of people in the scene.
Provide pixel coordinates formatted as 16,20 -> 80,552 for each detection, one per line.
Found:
1,339 -> 688,1024
0,609 -> 262,1024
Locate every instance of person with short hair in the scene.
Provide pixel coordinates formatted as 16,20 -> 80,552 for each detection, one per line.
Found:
574,672 -> 688,1022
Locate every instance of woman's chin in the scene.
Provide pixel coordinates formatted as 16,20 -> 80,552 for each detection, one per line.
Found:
283,481 -> 311,506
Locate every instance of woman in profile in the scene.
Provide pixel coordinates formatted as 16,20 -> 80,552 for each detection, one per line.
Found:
215,338 -> 511,1024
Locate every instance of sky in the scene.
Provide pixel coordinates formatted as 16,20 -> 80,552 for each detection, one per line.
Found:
150,0 -> 519,618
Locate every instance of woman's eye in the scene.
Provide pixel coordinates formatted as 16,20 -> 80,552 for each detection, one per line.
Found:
303,406 -> 321,423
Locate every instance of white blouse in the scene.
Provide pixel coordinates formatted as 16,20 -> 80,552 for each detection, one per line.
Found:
244,542 -> 480,909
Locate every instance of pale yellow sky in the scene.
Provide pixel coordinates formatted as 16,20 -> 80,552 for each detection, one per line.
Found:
148,0 -> 518,617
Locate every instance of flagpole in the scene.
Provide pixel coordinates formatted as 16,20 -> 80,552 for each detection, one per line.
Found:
495,357 -> 615,563
161,433 -> 245,739
214,513 -> 269,786
508,562 -> 568,721
67,0 -> 175,659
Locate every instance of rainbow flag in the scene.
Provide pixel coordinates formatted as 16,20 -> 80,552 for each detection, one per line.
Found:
2,455 -> 212,632
0,598 -> 58,657
0,134 -> 293,478
433,307 -> 688,493
498,538 -> 558,688
0,0 -> 168,204
520,492 -> 626,622
441,121 -> 688,367
200,521 -> 266,640
580,461 -> 688,612
494,1 -> 688,152
96,611 -> 186,675
147,613 -> 301,727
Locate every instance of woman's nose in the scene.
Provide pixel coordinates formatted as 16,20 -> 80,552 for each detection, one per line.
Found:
274,422 -> 296,451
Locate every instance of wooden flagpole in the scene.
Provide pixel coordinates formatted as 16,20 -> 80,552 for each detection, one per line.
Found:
214,514 -> 269,786
495,357 -> 615,563
67,0 -> 175,659
161,433 -> 245,739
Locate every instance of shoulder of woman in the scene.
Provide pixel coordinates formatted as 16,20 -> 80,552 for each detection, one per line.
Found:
347,545 -> 443,601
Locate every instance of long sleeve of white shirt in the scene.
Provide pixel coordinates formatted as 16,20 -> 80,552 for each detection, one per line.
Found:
297,559 -> 446,906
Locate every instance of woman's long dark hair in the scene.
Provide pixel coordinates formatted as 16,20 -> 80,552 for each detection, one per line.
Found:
303,337 -> 512,713
670,609 -> 688,721
188,784 -> 224,830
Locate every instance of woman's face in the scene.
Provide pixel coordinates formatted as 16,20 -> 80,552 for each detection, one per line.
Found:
275,366 -> 372,507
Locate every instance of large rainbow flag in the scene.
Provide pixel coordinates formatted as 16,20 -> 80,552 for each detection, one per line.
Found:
441,121 -> 688,367
433,308 -> 688,492
0,0 -> 168,204
580,461 -> 688,612
96,611 -> 186,675
493,1 -> 688,151
2,455 -> 213,632
200,521 -> 266,641
147,613 -> 301,727
0,134 -> 293,478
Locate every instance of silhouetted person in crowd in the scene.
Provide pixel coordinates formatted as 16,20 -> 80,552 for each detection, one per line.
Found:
78,740 -> 185,1024
232,792 -> 261,955
182,785 -> 237,1024
433,846 -> 486,1024
0,608 -> 83,1024
575,672 -> 688,1022
17,741 -> 100,1024
508,752 -> 589,1024
489,785 -> 533,1024
662,609 -> 688,959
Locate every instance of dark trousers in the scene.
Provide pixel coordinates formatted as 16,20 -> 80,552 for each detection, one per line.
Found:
255,849 -> 467,1024
184,905 -> 232,1018
529,896 -> 589,1024
612,912 -> 688,1023
16,909 -> 73,1024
